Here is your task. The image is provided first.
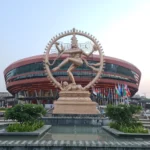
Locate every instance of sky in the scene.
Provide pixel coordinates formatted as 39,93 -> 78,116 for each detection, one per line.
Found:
0,0 -> 150,97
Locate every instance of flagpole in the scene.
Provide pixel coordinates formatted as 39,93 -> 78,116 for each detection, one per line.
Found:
103,88 -> 104,105
111,88 -> 113,105
114,88 -> 116,105
113,87 -> 114,105
106,88 -> 108,105
104,88 -> 105,105
99,88 -> 102,105
101,88 -> 103,105
98,88 -> 99,105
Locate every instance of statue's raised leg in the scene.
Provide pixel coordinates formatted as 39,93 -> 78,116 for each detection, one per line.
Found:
52,58 -> 83,72
52,58 -> 69,72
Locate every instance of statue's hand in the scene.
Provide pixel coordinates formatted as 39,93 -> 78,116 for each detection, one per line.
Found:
93,45 -> 98,51
55,42 -> 60,45
60,44 -> 65,52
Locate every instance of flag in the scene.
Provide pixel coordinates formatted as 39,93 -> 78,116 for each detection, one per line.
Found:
92,87 -> 97,96
107,89 -> 109,98
107,88 -> 112,100
103,88 -> 106,98
110,88 -> 113,99
118,84 -> 121,94
124,85 -> 131,97
123,86 -> 127,97
97,88 -> 101,98
95,88 -> 98,95
101,89 -> 103,99
115,85 -> 120,96
114,89 -> 116,99
127,87 -> 131,97
114,88 -> 119,105
120,84 -> 124,97
107,88 -> 110,99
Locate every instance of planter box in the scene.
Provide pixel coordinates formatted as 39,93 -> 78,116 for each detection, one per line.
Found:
0,125 -> 51,137
102,126 -> 150,138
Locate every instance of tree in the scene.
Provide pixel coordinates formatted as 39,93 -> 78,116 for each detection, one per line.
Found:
105,104 -> 142,126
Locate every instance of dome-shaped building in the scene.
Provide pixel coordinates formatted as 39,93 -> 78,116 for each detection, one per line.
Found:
4,53 -> 141,103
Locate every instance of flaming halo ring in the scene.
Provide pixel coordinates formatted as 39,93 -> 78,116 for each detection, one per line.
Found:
43,28 -> 105,90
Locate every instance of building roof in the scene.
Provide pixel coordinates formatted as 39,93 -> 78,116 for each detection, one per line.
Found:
4,54 -> 141,75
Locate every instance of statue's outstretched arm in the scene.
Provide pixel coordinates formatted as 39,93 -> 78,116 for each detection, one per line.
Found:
55,42 -> 65,53
46,44 -> 65,66
82,44 -> 98,57
47,51 -> 65,66
63,49 -> 81,54
83,58 -> 100,72
90,62 -> 101,67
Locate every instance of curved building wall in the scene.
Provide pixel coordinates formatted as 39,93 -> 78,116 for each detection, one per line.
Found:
4,54 -> 141,96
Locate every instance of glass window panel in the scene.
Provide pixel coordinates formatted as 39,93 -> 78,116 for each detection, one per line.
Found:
5,59 -> 139,84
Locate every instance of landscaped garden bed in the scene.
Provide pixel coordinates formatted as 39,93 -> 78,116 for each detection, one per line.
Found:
0,104 -> 52,137
1,103 -> 50,131
102,126 -> 150,138
103,104 -> 149,138
0,125 -> 51,137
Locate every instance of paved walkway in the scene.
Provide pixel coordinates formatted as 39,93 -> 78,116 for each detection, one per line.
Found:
0,140 -> 150,148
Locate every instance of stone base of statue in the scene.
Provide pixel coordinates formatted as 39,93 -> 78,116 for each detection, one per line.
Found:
53,90 -> 99,115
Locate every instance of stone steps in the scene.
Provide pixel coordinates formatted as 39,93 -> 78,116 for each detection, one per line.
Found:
138,118 -> 150,128
143,124 -> 150,128
133,115 -> 150,129
142,122 -> 150,124
0,123 -> 9,126
138,120 -> 150,124
139,119 -> 150,122
0,140 -> 150,148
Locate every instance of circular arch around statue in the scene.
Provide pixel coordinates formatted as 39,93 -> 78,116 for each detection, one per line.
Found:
43,28 -> 105,91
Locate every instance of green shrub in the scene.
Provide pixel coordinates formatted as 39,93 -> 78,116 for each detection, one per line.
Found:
109,122 -> 120,130
109,122 -> 148,133
5,104 -> 46,124
106,104 -> 148,133
105,104 -> 142,126
6,121 -> 44,132
4,104 -> 46,132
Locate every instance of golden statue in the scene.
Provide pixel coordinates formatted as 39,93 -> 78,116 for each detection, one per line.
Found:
43,28 -> 105,114
44,28 -> 104,91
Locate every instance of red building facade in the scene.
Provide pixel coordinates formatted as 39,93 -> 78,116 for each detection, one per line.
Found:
4,54 -> 141,98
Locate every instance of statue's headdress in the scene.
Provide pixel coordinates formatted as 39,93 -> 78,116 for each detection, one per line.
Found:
71,28 -> 78,48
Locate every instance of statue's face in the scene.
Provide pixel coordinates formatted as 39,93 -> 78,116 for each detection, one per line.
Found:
63,81 -> 68,86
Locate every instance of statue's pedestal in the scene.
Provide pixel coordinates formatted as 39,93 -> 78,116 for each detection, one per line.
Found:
53,91 -> 99,114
